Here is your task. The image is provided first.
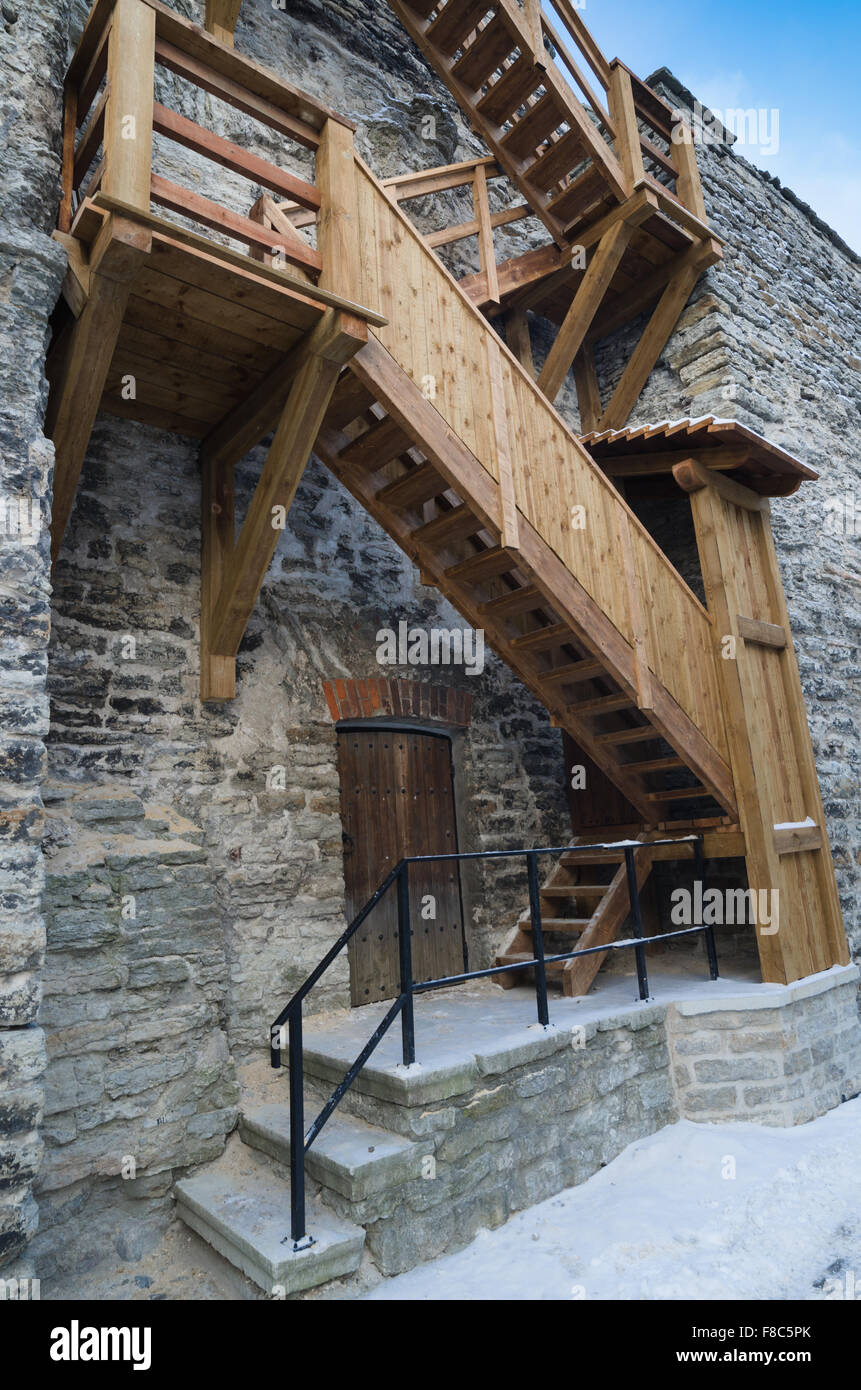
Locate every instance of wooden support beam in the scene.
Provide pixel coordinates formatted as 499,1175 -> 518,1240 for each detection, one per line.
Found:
670,120 -> 708,224
774,823 -> 822,855
47,217 -> 151,564
597,263 -> 700,430
200,451 -> 235,701
103,0 -> 155,209
472,162 -> 500,306
672,456 -> 766,512
208,349 -> 343,661
204,0 -> 243,46
504,309 -> 534,377
316,117 -> 361,301
737,614 -> 787,650
597,446 -> 750,478
201,308 -> 367,469
536,219 -> 632,402
573,347 -> 601,432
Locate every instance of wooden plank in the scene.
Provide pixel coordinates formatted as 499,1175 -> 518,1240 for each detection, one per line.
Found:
672,120 -> 708,223
536,219 -> 632,401
210,351 -> 342,656
598,263 -> 700,430
52,231 -> 91,318
737,615 -> 787,650
73,85 -> 108,190
774,824 -> 822,855
103,0 -> 155,209
151,103 -> 321,209
201,308 -> 367,469
200,450 -> 235,700
149,173 -> 323,274
384,156 -> 500,201
47,219 -> 150,563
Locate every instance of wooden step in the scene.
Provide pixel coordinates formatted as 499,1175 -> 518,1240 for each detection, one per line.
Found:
496,951 -> 566,974
477,584 -> 545,618
539,884 -> 607,898
405,0 -> 439,19
628,755 -> 685,775
411,503 -> 485,546
521,917 -> 591,932
526,130 -> 586,193
476,58 -> 542,125
376,461 -> 447,508
451,15 -> 515,90
644,786 -> 715,803
546,164 -> 607,228
509,621 -> 574,653
502,93 -> 565,161
426,0 -> 492,57
444,545 -> 518,583
595,724 -> 660,746
339,415 -> 412,471
540,658 -> 604,686
571,693 -> 634,717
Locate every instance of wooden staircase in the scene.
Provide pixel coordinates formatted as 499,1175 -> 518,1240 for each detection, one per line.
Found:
495,837 -> 654,996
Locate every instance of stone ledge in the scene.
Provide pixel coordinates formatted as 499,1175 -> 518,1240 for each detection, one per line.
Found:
672,964 -> 858,1017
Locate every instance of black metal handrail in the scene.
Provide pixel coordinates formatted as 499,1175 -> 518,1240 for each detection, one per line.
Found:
269,834 -> 716,1247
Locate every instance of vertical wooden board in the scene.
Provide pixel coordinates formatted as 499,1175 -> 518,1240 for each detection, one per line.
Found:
103,0 -> 155,209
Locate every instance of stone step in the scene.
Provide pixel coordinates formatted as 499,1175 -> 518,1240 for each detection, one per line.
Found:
174,1156 -> 365,1296
239,1102 -> 428,1201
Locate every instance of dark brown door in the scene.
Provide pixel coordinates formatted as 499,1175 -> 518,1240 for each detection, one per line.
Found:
337,728 -> 465,1006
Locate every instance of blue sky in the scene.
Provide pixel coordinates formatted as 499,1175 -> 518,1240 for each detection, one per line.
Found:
569,0 -> 861,252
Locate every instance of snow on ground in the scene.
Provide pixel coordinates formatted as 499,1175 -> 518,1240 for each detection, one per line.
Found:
362,1097 -> 861,1301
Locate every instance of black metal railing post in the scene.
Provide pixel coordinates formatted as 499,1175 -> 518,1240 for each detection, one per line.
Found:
694,838 -> 719,980
397,861 -> 416,1065
527,850 -> 550,1026
287,1009 -> 311,1248
624,845 -> 650,1001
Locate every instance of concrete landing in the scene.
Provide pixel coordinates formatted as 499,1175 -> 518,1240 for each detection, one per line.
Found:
240,1101 -> 428,1199
295,967 -> 767,1105
175,1146 -> 364,1295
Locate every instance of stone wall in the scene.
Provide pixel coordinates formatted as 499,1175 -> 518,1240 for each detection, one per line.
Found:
667,964 -> 861,1127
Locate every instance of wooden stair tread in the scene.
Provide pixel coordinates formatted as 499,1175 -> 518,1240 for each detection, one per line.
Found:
444,545 -> 518,582
451,15 -> 515,90
645,786 -> 714,802
526,132 -> 588,193
376,461 -> 447,507
502,93 -> 565,161
595,725 -> 660,746
629,755 -> 685,774
426,0 -> 492,56
540,658 -> 604,685
570,693 -> 634,717
477,584 -> 545,618
496,952 -> 566,973
520,917 -> 591,930
411,503 -> 485,546
476,58 -> 541,125
509,622 -> 574,652
339,415 -> 412,470
538,884 -> 607,898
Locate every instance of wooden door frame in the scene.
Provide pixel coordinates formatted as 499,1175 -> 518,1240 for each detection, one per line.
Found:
335,718 -> 470,1000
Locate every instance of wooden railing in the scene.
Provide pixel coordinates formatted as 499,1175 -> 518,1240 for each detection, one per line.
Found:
347,149 -> 729,761
60,0 -> 353,280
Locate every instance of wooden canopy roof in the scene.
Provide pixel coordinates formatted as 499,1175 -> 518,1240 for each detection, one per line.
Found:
580,416 -> 818,496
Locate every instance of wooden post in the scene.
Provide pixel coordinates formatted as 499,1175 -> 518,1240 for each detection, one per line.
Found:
204,0 -> 244,46
59,80 -> 78,233
608,63 -> 646,194
572,347 -> 601,432
536,219 -> 632,403
505,308 -> 534,378
672,120 -> 708,223
473,163 -> 500,307
315,117 -> 361,302
201,454 -> 236,701
102,0 -> 155,210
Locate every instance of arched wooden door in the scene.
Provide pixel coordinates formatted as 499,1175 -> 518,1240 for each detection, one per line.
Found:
336,727 -> 466,1006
